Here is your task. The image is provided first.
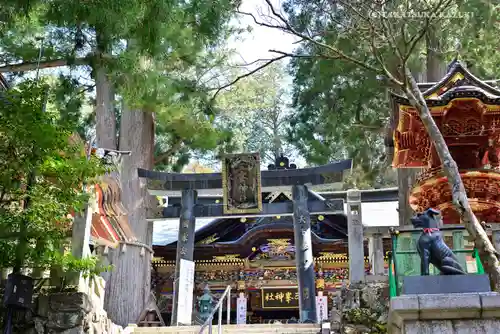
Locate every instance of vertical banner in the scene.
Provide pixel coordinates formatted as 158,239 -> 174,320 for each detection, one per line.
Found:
177,259 -> 195,325
316,295 -> 328,323
236,296 -> 247,324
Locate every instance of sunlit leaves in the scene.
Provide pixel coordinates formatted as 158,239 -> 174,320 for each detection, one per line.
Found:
0,80 -> 105,269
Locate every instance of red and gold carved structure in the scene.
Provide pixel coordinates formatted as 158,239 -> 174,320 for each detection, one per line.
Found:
390,61 -> 500,224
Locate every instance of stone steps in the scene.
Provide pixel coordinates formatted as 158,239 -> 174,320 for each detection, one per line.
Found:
129,324 -> 321,334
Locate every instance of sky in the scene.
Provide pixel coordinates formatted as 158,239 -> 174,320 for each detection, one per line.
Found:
229,0 -> 297,65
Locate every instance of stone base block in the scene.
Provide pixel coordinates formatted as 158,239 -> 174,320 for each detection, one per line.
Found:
389,292 -> 500,334
402,274 -> 491,295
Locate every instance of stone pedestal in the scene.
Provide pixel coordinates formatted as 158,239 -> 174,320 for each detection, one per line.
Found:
389,293 -> 500,334
9,290 -> 124,334
402,275 -> 490,295
347,189 -> 365,284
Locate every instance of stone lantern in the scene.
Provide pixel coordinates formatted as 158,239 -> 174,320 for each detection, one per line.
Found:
197,284 -> 214,321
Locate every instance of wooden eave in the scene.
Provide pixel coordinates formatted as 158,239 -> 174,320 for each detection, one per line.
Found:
387,67 -> 500,137
421,61 -> 500,98
166,213 -> 348,248
386,77 -> 500,146
156,224 -> 346,261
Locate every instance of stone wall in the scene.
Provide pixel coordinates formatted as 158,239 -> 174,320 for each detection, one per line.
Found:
389,293 -> 500,334
2,277 -> 128,334
331,280 -> 389,333
25,292 -> 124,333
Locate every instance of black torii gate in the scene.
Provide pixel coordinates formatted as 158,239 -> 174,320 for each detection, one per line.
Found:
138,155 -> 352,324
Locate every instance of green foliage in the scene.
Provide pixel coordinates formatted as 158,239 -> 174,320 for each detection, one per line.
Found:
282,0 -> 399,186
46,254 -> 113,292
211,63 -> 295,164
0,79 -> 106,272
344,308 -> 387,333
283,0 -> 500,187
0,0 -> 241,171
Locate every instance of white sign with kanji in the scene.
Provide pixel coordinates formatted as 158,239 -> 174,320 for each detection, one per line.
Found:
237,297 -> 247,324
177,259 -> 195,325
316,295 -> 328,323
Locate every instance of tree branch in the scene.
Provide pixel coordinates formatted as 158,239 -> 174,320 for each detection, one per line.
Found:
254,1 -> 383,74
209,54 -> 287,100
403,0 -> 454,64
154,140 -> 184,166
0,57 -> 90,73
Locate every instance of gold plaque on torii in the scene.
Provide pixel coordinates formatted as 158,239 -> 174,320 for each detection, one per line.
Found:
222,152 -> 262,214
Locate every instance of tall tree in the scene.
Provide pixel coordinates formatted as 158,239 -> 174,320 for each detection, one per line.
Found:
0,0 -> 238,325
236,0 -> 500,287
210,62 -> 296,165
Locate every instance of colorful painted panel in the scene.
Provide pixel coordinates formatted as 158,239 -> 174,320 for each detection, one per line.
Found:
392,106 -> 431,168
409,170 -> 500,224
222,153 -> 262,214
261,288 -> 299,309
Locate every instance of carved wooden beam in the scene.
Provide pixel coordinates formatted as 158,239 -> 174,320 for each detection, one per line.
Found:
138,159 -> 352,194
147,199 -> 344,221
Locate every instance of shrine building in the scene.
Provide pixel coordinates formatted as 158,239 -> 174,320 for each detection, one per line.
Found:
389,60 -> 500,225
150,189 -> 397,324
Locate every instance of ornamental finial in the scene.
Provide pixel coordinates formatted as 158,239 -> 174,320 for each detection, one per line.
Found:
267,153 -> 297,170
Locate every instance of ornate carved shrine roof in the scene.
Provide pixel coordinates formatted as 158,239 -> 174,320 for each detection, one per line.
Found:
153,190 -> 347,258
152,191 -> 392,262
389,61 -> 500,169
387,61 -> 500,224
152,190 -> 400,245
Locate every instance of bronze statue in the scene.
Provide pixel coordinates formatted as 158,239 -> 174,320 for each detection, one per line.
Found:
410,208 -> 466,275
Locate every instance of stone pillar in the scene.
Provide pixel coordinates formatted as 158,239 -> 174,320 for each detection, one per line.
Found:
97,245 -> 111,282
292,184 -> 317,322
68,206 -> 93,288
171,189 -> 197,326
452,230 -> 466,270
369,233 -> 385,275
347,189 -> 365,284
492,230 -> 500,254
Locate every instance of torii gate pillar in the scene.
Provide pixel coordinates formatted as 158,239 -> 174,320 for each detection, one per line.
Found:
292,185 -> 317,322
171,189 -> 197,326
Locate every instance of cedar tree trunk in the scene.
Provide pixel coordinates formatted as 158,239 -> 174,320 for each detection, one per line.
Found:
103,104 -> 155,326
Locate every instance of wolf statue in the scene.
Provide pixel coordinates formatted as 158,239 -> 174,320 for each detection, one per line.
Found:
410,208 -> 466,275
